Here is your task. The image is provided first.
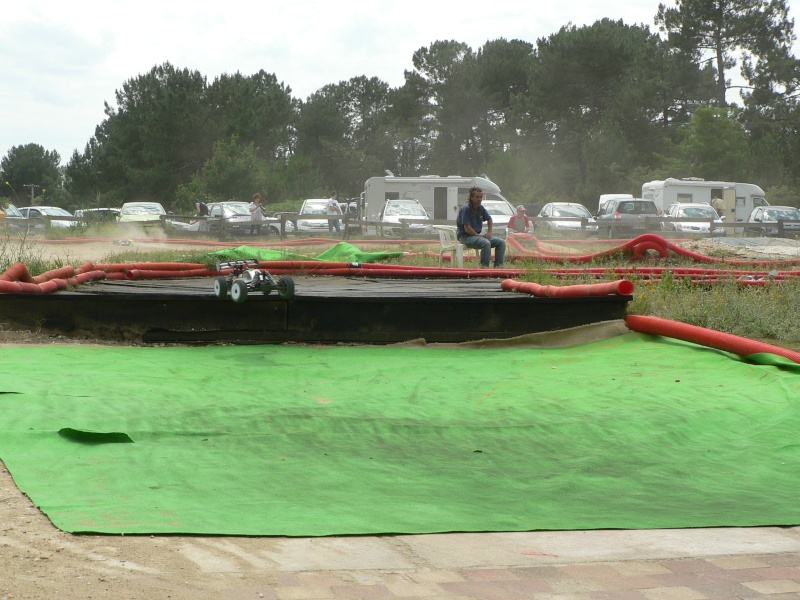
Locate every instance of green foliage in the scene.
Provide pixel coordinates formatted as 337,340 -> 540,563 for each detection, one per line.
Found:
657,0 -> 796,106
207,70 -> 294,160
763,184 -> 800,207
677,107 -> 748,179
1,144 -> 61,206
176,137 -> 270,212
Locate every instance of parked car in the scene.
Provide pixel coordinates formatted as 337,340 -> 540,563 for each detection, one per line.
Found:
377,198 -> 432,237
481,199 -> 516,235
534,202 -> 597,237
18,206 -> 77,228
296,198 -> 333,232
2,203 -> 45,232
192,201 -> 255,234
745,205 -> 800,237
662,203 -> 726,237
118,202 -> 167,228
271,212 -> 296,235
595,198 -> 661,238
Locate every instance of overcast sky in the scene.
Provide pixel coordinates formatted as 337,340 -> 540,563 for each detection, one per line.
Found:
2,0 -> 797,167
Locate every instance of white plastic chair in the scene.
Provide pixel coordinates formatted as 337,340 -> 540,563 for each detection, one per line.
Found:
433,226 -> 480,268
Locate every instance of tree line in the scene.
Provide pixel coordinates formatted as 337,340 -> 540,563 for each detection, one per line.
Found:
2,0 -> 800,214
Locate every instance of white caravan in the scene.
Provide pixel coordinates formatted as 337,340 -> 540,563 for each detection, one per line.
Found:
361,174 -> 511,229
641,178 -> 768,224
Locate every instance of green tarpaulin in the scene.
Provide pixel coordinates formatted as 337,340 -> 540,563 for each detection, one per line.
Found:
0,333 -> 798,536
203,243 -> 403,264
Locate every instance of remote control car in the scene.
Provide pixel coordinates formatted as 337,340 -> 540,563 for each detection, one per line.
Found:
213,259 -> 295,303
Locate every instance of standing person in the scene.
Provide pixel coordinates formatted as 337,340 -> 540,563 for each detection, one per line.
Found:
508,204 -> 531,234
326,191 -> 342,235
456,187 -> 506,268
191,200 -> 209,229
712,196 -> 726,218
249,192 -> 264,236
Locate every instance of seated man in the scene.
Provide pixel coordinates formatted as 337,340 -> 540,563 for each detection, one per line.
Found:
456,187 -> 505,268
508,204 -> 531,234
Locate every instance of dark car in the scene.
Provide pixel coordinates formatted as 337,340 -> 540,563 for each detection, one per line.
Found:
745,206 -> 800,237
595,198 -> 660,238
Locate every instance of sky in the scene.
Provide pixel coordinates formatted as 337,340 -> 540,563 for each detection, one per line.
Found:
1,0 -> 797,167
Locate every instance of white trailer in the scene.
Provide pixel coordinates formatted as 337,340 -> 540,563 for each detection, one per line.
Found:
641,178 -> 768,224
361,174 -> 511,227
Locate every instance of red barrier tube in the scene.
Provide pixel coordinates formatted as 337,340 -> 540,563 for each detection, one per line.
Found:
501,279 -> 634,297
33,265 -> 75,283
625,314 -> 800,364
1,263 -> 35,282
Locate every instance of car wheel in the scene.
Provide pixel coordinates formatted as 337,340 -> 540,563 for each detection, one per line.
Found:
231,280 -> 248,303
213,276 -> 229,299
277,276 -> 296,300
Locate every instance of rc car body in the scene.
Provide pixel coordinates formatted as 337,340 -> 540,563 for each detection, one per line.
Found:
214,259 -> 295,303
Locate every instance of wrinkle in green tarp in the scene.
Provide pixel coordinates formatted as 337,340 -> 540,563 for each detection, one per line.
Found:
203,243 -> 403,264
0,333 -> 798,536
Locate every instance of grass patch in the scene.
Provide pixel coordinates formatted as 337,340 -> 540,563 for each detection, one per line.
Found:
0,234 -> 68,275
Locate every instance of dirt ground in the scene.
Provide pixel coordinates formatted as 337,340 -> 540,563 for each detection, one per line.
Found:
2,235 -> 800,599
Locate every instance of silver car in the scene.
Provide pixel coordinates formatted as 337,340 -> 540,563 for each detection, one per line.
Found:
296,199 -> 332,232
534,202 -> 597,237
19,205 -> 77,228
663,203 -> 726,237
378,199 -> 432,237
745,206 -> 800,237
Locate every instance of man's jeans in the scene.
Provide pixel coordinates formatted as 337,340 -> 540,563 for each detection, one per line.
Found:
458,235 -> 506,267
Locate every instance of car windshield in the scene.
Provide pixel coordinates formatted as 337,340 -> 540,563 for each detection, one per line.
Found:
40,207 -> 72,216
384,201 -> 427,217
679,206 -> 716,218
553,206 -> 591,218
300,201 -> 328,215
483,201 -> 514,216
3,204 -> 23,217
765,209 -> 800,220
221,203 -> 250,216
122,203 -> 164,215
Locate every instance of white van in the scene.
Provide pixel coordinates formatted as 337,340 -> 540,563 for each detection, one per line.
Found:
361,174 -> 512,230
597,193 -> 634,213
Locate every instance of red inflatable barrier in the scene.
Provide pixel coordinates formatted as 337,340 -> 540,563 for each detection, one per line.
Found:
501,278 -> 634,297
625,314 -> 800,364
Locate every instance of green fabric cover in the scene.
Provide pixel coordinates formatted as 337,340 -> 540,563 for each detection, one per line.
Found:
0,333 -> 798,536
203,243 -> 403,264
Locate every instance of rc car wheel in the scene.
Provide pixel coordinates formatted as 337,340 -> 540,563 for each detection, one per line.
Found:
277,276 -> 296,300
214,276 -> 229,299
231,280 -> 248,303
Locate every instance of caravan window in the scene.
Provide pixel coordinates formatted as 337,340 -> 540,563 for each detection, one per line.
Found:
677,193 -> 693,202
